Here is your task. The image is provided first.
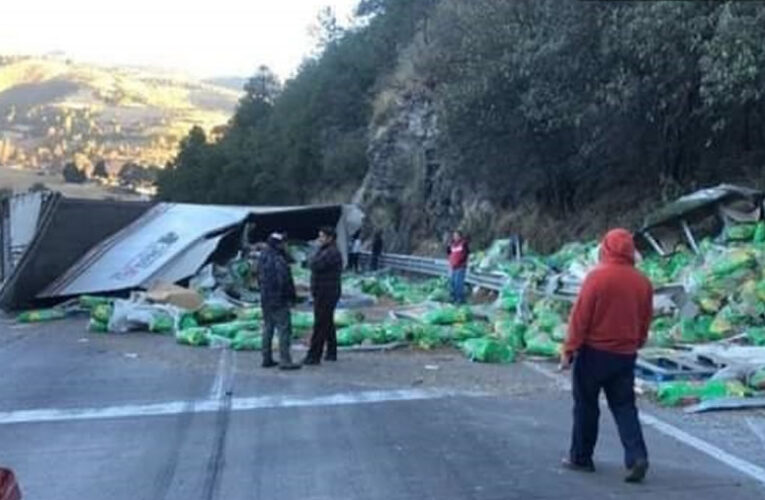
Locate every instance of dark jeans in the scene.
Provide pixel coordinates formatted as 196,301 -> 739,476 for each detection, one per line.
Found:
307,294 -> 339,361
262,305 -> 294,365
570,346 -> 648,468
450,267 -> 466,304
370,253 -> 380,271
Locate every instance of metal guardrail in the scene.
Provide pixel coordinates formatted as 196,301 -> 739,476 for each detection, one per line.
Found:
359,251 -> 578,299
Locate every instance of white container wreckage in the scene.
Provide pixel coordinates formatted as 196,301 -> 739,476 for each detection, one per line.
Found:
0,192 -> 363,310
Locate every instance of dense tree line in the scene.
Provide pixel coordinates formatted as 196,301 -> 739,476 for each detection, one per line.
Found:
157,0 -> 435,204
417,0 -> 765,217
159,0 -> 765,247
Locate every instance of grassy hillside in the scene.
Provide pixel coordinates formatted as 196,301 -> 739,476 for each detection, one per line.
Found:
0,55 -> 239,172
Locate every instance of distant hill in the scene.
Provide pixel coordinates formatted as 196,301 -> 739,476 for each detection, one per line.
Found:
0,55 -> 240,172
204,76 -> 247,92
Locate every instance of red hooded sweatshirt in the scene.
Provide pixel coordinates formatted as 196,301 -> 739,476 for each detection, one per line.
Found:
564,229 -> 653,356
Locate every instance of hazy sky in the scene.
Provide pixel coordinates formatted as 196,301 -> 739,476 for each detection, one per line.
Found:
0,0 -> 360,79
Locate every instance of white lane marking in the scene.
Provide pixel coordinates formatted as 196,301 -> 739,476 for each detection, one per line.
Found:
523,361 -> 571,390
209,349 -> 227,400
525,361 -> 765,486
0,389 -> 471,426
746,417 -> 765,451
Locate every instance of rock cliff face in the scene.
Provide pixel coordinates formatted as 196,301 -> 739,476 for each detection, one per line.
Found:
356,85 -> 493,254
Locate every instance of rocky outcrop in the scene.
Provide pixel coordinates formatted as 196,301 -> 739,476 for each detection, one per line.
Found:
356,85 -> 490,253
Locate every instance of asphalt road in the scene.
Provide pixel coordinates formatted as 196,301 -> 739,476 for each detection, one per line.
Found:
1,319 -> 764,499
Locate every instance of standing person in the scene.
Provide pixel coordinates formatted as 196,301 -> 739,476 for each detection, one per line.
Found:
304,226 -> 343,365
370,231 -> 383,271
560,228 -> 652,483
446,230 -> 470,304
348,231 -> 362,272
508,232 -> 523,261
257,233 -> 301,370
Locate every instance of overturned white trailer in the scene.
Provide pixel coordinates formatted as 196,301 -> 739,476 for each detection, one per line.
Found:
0,193 -> 362,310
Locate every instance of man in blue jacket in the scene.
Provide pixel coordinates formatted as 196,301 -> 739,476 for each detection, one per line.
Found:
258,232 -> 301,370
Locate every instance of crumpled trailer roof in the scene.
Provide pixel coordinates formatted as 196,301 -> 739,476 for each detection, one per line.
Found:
0,194 -> 362,310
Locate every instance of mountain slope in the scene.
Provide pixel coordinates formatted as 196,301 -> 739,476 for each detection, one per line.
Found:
0,55 -> 240,171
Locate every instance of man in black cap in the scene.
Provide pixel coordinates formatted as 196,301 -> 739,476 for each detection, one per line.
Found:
257,232 -> 301,370
304,226 -> 343,365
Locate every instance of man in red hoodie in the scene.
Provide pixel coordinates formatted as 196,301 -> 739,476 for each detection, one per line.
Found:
447,230 -> 470,304
560,228 -> 652,483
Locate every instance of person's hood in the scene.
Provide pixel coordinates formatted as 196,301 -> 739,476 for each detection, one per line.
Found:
599,228 -> 635,266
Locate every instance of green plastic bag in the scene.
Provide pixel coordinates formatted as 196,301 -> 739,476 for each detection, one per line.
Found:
210,320 -> 260,339
179,313 -> 199,330
657,380 -> 749,407
671,316 -> 715,343
79,295 -> 113,309
748,367 -> 765,390
17,308 -> 66,323
423,306 -> 472,325
91,303 -> 113,323
497,286 -> 520,312
746,327 -> 765,346
360,277 -> 386,296
696,295 -> 723,314
368,324 -> 391,344
427,287 -> 451,303
291,311 -> 314,330
334,309 -> 365,328
726,224 -> 757,242
710,306 -> 745,339
231,331 -> 262,351
89,318 -> 108,333
524,333 -> 560,357
461,337 -> 516,363
493,318 -> 526,350
195,305 -> 235,325
150,313 -> 175,334
337,326 -> 366,346
452,321 -> 492,341
381,321 -> 410,342
410,324 -> 445,349
236,307 -> 263,321
754,222 -> 765,244
648,317 -> 677,347
551,323 -> 568,343
175,327 -> 210,347
710,249 -> 757,278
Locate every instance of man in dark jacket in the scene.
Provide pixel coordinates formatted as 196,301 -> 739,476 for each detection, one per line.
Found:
561,228 -> 652,483
257,233 -> 301,370
370,231 -> 383,271
304,226 -> 343,365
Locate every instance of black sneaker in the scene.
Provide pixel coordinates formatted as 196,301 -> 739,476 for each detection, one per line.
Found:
324,355 -> 337,362
625,459 -> 648,483
561,458 -> 595,473
302,356 -> 320,366
279,363 -> 302,371
261,360 -> 278,368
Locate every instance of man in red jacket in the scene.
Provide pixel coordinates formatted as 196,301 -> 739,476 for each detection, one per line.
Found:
560,228 -> 652,483
446,230 -> 470,304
